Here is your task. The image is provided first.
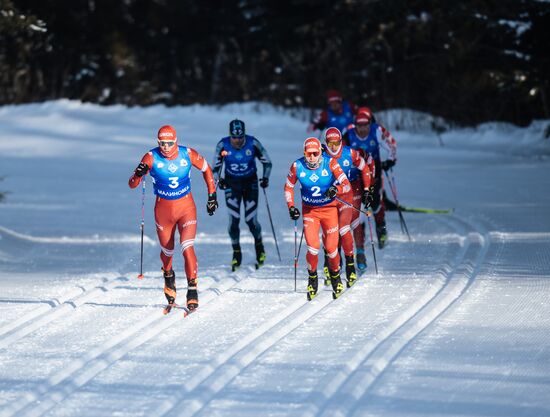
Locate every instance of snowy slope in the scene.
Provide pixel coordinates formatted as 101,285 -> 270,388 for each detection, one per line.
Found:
0,101 -> 549,417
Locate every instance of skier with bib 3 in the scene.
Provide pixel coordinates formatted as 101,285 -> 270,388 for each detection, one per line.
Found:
129,125 -> 218,313
212,119 -> 272,271
284,137 -> 352,301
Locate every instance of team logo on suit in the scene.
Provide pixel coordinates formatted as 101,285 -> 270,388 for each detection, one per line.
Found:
168,163 -> 178,173
309,173 -> 319,182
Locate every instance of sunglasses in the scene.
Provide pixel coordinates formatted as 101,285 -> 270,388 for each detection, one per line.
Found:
159,141 -> 176,147
305,151 -> 320,157
326,140 -> 341,146
355,123 -> 370,127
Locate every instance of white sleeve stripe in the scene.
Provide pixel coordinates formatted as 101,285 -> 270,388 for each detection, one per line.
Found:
286,179 -> 295,188
201,159 -> 208,172
337,173 -> 347,183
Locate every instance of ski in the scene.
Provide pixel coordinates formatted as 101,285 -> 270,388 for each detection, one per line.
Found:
384,194 -> 453,214
397,205 -> 454,214
162,303 -> 193,317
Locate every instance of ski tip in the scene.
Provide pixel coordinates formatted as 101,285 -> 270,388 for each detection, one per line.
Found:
137,274 -> 144,280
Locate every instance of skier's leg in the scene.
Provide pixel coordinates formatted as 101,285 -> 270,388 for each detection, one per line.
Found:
225,187 -> 243,270
154,199 -> 178,304
243,181 -> 265,267
175,196 -> 199,310
303,207 -> 321,301
338,198 -> 357,287
321,206 -> 344,298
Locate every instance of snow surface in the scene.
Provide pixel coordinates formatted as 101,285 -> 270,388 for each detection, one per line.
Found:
0,100 -> 550,417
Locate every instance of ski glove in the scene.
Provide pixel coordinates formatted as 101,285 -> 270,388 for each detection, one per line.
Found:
217,177 -> 228,190
381,159 -> 395,171
259,177 -> 269,188
289,206 -> 300,220
362,187 -> 374,207
206,193 -> 218,216
135,162 -> 149,177
325,185 -> 338,199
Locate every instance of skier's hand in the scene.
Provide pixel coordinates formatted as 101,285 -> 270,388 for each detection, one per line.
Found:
381,159 -> 395,172
217,177 -> 228,190
325,185 -> 338,199
135,162 -> 149,177
259,177 -> 269,188
206,192 -> 218,216
289,206 -> 300,220
362,187 -> 374,207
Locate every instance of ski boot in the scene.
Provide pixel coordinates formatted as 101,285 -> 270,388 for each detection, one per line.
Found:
330,269 -> 344,299
307,270 -> 318,301
163,268 -> 176,314
345,255 -> 357,288
231,245 -> 242,272
376,222 -> 388,249
356,248 -> 367,273
186,278 -> 198,311
323,252 -> 331,286
255,241 -> 266,269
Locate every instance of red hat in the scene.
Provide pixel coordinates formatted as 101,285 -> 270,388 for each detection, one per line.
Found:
324,127 -> 342,143
326,89 -> 343,103
157,125 -> 177,141
355,107 -> 373,124
304,137 -> 322,153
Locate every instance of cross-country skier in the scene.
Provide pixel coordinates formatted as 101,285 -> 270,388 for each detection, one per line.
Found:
212,119 -> 272,271
343,107 -> 397,251
129,125 -> 218,312
284,137 -> 352,301
307,89 -> 357,135
322,127 -> 375,284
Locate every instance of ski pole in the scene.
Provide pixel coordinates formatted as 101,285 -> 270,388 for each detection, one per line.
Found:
384,169 -> 411,241
334,196 -> 378,275
262,187 -> 282,262
365,208 -> 379,275
293,219 -> 305,292
294,219 -> 298,292
137,177 -> 146,279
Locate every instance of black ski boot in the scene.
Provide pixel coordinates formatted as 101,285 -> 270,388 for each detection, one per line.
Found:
186,278 -> 198,311
356,248 -> 367,273
163,268 -> 176,311
376,222 -> 388,249
323,252 -> 331,286
307,270 -> 318,301
330,269 -> 344,299
231,245 -> 242,272
345,255 -> 357,288
255,241 -> 266,269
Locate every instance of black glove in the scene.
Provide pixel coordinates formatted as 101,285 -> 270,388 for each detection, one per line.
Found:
362,187 -> 375,207
217,177 -> 228,190
289,206 -> 300,220
381,159 -> 396,172
206,192 -> 218,216
325,185 -> 338,199
134,162 -> 149,177
259,177 -> 269,188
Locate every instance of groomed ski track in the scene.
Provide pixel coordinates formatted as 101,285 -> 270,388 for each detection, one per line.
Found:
0,210 -> 494,417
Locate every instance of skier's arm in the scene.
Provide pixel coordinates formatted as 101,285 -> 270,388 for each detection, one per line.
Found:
253,138 -> 272,179
378,124 -> 397,162
211,140 -> 225,181
351,148 -> 373,189
329,158 -> 351,194
188,147 -> 216,194
128,153 -> 153,188
309,110 -> 329,132
284,162 -> 298,208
